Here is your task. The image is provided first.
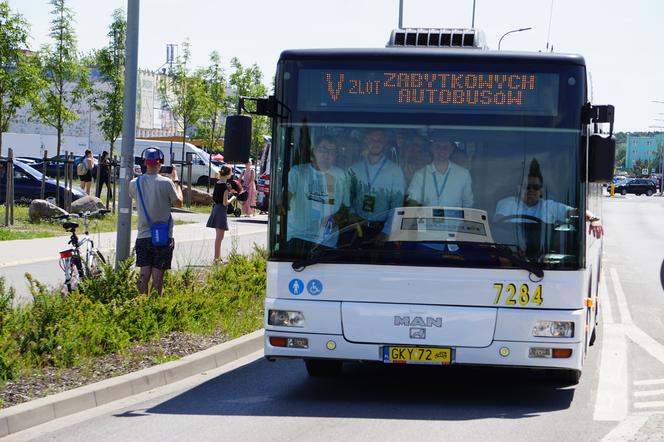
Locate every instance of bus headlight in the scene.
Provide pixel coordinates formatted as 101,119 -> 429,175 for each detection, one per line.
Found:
532,320 -> 574,338
268,310 -> 305,327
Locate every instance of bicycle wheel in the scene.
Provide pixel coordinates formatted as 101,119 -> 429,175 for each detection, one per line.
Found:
87,250 -> 106,278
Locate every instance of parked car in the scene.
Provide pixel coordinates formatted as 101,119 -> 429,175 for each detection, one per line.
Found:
0,159 -> 86,204
32,154 -> 97,180
612,178 -> 657,196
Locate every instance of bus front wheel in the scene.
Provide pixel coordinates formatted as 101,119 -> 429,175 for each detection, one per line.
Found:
305,359 -> 342,377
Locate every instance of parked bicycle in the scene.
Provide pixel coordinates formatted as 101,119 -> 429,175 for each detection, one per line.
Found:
54,208 -> 110,292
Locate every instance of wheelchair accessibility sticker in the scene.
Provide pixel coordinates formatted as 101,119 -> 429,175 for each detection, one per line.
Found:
307,279 -> 323,295
288,278 -> 304,295
288,278 -> 323,296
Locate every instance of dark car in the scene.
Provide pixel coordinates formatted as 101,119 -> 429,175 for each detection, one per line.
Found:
613,178 -> 657,196
32,155 -> 97,180
0,160 -> 87,204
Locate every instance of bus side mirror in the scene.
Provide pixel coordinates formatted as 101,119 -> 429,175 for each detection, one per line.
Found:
223,115 -> 252,163
588,134 -> 615,183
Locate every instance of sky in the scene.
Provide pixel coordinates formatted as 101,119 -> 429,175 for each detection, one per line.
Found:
7,0 -> 664,132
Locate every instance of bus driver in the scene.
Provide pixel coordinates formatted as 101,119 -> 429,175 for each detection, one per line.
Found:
494,158 -> 604,238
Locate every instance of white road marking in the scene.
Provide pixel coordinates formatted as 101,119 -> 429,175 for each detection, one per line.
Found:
625,324 -> 664,366
594,269 -> 628,421
600,270 -> 615,324
597,268 -> 664,425
633,401 -> 664,409
600,414 -> 651,442
634,389 -> 664,397
594,322 -> 628,421
610,267 -> 633,325
634,379 -> 664,386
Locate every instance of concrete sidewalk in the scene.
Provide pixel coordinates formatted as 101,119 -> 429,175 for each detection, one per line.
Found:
0,212 -> 268,301
0,330 -> 264,437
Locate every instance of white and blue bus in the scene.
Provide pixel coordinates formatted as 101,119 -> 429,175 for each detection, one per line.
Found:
226,28 -> 615,383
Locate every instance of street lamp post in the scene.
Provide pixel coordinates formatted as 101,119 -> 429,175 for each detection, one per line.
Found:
498,27 -> 532,50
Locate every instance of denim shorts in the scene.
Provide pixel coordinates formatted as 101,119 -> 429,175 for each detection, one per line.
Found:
134,237 -> 175,270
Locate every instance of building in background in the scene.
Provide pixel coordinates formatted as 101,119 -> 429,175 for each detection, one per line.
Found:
625,133 -> 664,171
3,68 -> 178,157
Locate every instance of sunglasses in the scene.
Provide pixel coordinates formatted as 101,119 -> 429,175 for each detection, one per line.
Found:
526,184 -> 542,191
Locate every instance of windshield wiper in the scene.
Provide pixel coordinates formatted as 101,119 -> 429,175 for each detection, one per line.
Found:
443,241 -> 544,279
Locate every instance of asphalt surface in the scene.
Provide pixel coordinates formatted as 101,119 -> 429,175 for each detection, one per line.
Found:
4,193 -> 664,441
0,212 -> 268,304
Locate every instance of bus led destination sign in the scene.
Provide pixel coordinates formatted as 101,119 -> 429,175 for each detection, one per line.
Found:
297,69 -> 559,115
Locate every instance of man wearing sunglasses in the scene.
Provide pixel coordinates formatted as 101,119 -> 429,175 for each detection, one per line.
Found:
495,158 -> 603,239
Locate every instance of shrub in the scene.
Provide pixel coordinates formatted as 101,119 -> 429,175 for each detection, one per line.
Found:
0,250 -> 267,381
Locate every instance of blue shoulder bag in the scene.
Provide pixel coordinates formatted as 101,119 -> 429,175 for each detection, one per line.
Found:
136,176 -> 172,247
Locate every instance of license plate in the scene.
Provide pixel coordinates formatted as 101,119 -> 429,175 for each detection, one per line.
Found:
383,346 -> 452,365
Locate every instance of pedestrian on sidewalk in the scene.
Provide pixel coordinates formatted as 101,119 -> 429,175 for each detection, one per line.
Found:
129,147 -> 183,296
78,150 -> 95,195
206,165 -> 237,262
95,151 -> 112,200
240,159 -> 256,216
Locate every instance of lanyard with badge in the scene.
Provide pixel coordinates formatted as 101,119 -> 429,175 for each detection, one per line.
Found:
432,166 -> 451,204
362,156 -> 387,212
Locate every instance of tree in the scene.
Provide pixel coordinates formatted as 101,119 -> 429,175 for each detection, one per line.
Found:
31,0 -> 90,206
158,40 -> 208,179
90,8 -> 126,162
0,0 -> 42,157
227,57 -> 269,159
197,51 -> 225,153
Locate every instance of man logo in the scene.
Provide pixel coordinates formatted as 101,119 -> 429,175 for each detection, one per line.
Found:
410,328 -> 426,339
394,316 -> 443,328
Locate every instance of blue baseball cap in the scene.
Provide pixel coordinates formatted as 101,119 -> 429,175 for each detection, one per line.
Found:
142,147 -> 164,164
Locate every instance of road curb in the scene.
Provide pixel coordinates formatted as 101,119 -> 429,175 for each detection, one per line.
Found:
0,329 -> 264,437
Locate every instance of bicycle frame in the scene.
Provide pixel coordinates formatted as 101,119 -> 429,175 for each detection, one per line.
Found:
56,209 -> 109,291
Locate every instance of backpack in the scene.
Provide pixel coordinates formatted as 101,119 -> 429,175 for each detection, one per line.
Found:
76,159 -> 87,176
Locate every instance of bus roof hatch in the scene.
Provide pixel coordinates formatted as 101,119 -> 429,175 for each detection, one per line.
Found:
387,28 -> 487,49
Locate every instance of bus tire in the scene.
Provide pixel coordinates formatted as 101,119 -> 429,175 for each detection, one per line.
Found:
305,359 -> 342,377
589,326 -> 597,346
621,188 -> 626,195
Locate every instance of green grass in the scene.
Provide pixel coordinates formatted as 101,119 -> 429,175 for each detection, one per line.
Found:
0,247 -> 267,381
0,205 -> 191,241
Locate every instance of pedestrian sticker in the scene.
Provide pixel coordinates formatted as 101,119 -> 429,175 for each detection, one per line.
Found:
288,278 -> 304,295
307,279 -> 323,295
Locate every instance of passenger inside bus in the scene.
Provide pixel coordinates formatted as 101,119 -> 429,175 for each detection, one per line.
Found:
345,128 -> 406,242
395,129 -> 429,185
405,131 -> 474,208
286,136 -> 349,249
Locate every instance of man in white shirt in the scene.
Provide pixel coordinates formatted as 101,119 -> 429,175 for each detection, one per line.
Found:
407,133 -> 473,208
495,159 -> 603,238
287,136 -> 349,247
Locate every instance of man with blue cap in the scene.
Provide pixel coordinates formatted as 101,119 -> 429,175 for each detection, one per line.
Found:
129,147 -> 183,295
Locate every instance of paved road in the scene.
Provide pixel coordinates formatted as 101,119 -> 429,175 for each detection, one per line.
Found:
0,212 -> 268,304
5,194 -> 664,441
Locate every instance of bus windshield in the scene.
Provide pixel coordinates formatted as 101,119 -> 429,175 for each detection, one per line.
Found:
269,55 -> 586,271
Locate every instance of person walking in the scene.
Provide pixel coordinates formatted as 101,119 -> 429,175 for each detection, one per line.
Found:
78,150 -> 95,195
206,165 -> 236,262
129,147 -> 183,296
240,159 -> 256,216
95,151 -> 112,200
